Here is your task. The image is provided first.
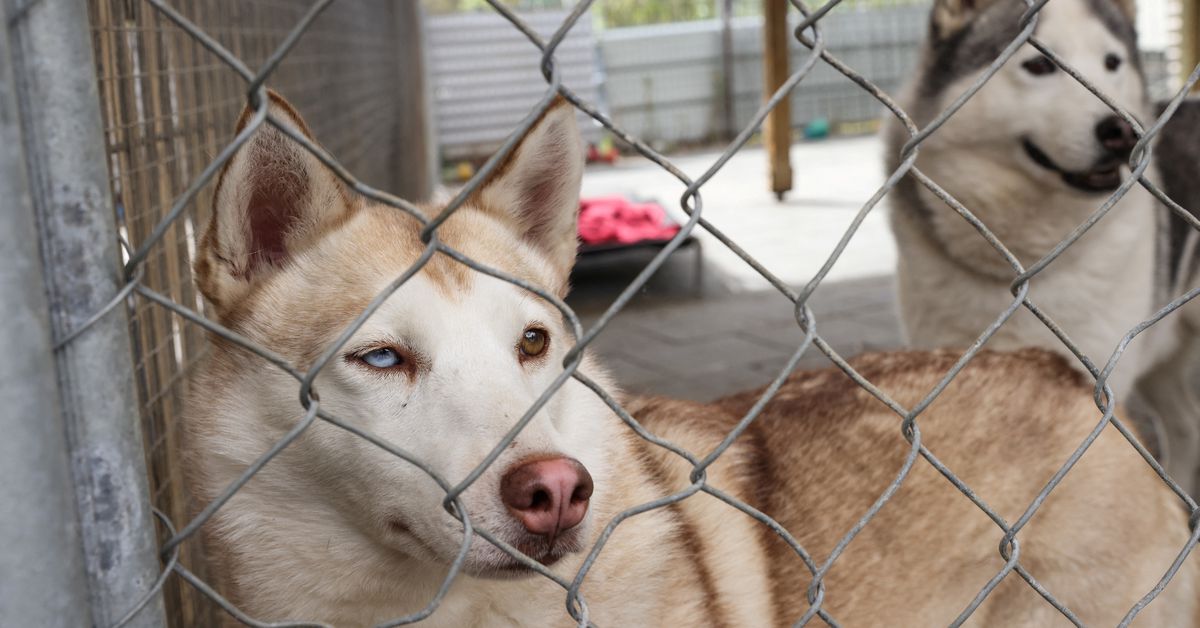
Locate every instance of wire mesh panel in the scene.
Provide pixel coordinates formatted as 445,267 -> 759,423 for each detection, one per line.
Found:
59,0 -> 1200,626
85,1 -> 405,624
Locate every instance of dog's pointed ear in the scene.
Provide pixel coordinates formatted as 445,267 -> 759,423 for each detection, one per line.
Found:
1110,0 -> 1137,22
930,0 -> 1001,40
471,98 -> 584,293
195,90 -> 354,317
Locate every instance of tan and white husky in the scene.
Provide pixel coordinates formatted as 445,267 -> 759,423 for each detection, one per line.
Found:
185,92 -> 1198,626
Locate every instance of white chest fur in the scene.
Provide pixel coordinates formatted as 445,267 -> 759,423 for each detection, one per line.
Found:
892,175 -> 1159,396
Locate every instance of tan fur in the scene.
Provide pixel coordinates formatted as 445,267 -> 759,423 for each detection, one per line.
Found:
184,93 -> 1198,626
704,349 -> 1198,625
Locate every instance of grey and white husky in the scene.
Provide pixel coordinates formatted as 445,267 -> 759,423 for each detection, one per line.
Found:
885,0 -> 1200,491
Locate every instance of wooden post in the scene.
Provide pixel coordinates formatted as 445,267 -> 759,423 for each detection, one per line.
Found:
763,0 -> 792,200
1184,0 -> 1199,92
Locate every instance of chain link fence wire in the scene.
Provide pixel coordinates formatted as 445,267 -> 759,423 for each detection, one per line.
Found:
85,1 -> 408,624
51,0 -> 1200,625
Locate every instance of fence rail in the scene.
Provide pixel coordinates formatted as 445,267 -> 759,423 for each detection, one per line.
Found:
5,0 -> 1200,626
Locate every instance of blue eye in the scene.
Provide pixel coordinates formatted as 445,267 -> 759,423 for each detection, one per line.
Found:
361,348 -> 402,369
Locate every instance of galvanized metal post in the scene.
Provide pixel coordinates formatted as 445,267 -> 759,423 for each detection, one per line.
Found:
395,1 -> 437,202
719,0 -> 735,140
6,1 -> 166,626
0,4 -> 92,626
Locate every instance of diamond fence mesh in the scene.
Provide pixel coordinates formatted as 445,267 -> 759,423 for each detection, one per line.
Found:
39,0 -> 1200,625
86,2 -> 408,623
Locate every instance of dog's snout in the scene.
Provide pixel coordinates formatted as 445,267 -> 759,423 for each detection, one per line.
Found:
1095,115 -> 1136,157
500,457 -> 593,542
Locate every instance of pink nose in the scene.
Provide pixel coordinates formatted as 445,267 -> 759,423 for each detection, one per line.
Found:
500,457 -> 593,542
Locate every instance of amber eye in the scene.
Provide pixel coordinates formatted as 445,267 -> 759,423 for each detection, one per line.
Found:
519,328 -> 549,358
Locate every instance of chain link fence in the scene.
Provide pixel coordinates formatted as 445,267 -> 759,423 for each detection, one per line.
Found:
7,0 -> 1200,625
84,2 -> 412,623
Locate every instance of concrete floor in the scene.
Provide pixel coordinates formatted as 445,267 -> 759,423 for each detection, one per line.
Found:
567,135 -> 904,401
578,134 -> 897,292
571,276 -> 903,402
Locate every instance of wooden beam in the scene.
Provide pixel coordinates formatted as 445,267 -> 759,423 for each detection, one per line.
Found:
1184,0 -> 1199,92
763,0 -> 793,200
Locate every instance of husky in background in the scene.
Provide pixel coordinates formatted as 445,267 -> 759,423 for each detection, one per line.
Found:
886,0 -> 1200,492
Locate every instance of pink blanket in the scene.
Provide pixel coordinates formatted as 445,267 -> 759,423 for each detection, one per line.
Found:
578,196 -> 680,245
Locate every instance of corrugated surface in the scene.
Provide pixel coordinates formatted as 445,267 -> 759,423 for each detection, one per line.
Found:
598,6 -> 928,146
426,10 -> 600,159
596,4 -> 1175,146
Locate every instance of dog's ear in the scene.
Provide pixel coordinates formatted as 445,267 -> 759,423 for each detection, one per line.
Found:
471,98 -> 584,293
930,0 -> 1001,40
195,90 -> 354,318
1110,0 -> 1136,22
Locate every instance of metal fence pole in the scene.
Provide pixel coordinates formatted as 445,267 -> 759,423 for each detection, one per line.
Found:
6,1 -> 166,626
719,0 -> 736,140
0,4 -> 91,626
395,1 -> 437,202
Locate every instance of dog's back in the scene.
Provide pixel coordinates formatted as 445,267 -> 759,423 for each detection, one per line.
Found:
634,349 -> 1199,625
